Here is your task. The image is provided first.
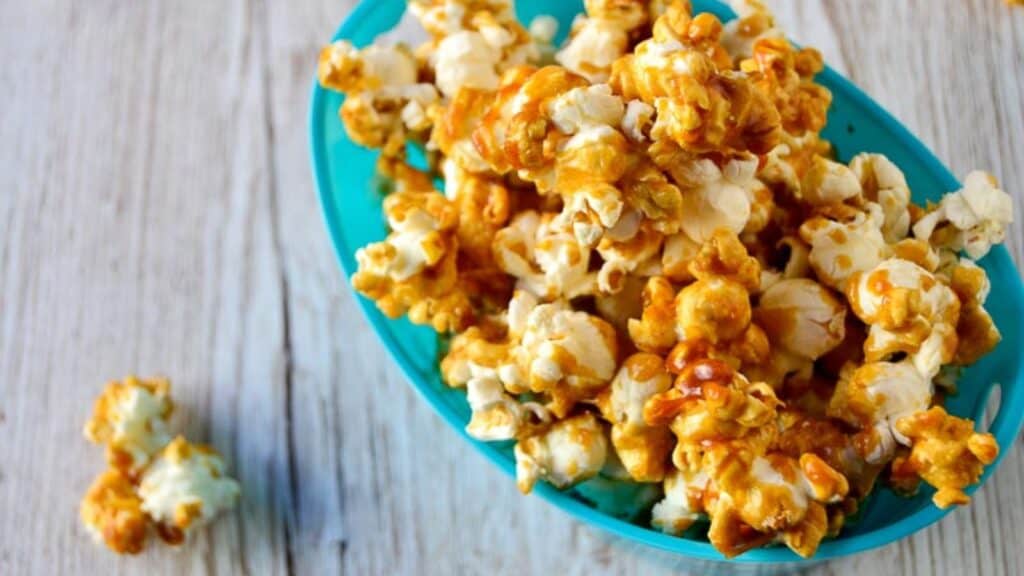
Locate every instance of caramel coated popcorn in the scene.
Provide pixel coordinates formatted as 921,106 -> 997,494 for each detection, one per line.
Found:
81,378 -> 240,554
319,0 -> 1013,558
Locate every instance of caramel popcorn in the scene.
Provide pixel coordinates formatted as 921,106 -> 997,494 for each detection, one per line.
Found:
318,0 -> 1012,558
81,379 -> 239,554
81,469 -> 149,554
892,406 -> 998,508
84,376 -> 174,474
913,170 -> 1014,260
515,412 -> 608,493
139,437 -> 242,541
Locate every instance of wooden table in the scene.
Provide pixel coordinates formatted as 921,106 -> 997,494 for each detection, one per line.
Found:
1,1 -> 1022,574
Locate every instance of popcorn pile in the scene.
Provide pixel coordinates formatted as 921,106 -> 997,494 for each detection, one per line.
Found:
318,0 -> 1013,558
80,377 -> 240,554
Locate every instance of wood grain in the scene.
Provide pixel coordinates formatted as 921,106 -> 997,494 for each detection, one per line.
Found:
0,1 -> 1021,575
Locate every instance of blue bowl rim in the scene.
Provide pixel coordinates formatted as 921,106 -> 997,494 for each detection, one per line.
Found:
308,0 -> 1024,564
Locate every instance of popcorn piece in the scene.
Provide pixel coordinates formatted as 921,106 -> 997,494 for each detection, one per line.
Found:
442,322 -> 552,441
799,203 -> 891,290
644,360 -> 781,467
409,0 -> 516,38
913,171 -> 1014,260
411,0 -> 540,93
676,277 -> 752,344
846,258 -> 960,378
493,211 -> 597,300
318,41 -> 418,93
651,467 -> 709,535
433,31 -> 503,96
84,376 -> 174,473
622,100 -> 656,142
628,276 -> 679,353
504,293 -> 619,416
661,231 -> 701,282
80,469 -> 149,555
828,361 -> 932,463
610,3 -> 782,155
672,157 -> 759,245
603,353 -> 674,481
703,448 -> 848,558
892,406 -> 998,508
850,153 -> 912,242
800,156 -> 861,207
319,41 -> 440,156
721,0 -> 782,61
596,223 -> 663,294
139,437 -> 241,542
948,260 -> 1001,365
514,412 -> 609,493
557,0 -> 650,83
756,278 -> 846,361
740,36 -> 832,137
352,190 -> 475,332
429,86 -> 494,173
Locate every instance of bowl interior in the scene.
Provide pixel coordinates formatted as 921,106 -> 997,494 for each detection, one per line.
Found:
311,0 -> 1024,564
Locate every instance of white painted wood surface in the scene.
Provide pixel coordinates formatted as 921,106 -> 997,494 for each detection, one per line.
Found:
0,1 -> 1021,574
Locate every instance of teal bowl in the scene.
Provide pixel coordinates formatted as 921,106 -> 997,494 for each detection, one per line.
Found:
310,0 -> 1024,571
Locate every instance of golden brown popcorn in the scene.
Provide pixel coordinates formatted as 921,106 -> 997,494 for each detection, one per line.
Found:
913,171 -> 1014,260
601,353 -> 674,481
493,210 -> 597,300
740,36 -> 831,137
892,406 -> 998,508
84,376 -> 173,474
755,278 -> 846,383
850,153 -> 912,243
473,65 -> 587,177
429,86 -> 495,172
441,320 -> 553,440
651,466 -> 710,535
596,222 -> 664,293
620,157 -> 686,234
773,409 -> 881,499
409,0 -> 517,38
947,260 -> 1001,365
799,155 -> 862,207
352,190 -> 475,332
139,437 -> 241,543
846,258 -> 960,379
827,361 -> 933,465
440,159 -> 515,303
610,2 -> 782,155
628,276 -> 679,353
721,0 -> 781,61
557,0 -> 651,82
687,228 -> 761,291
319,41 -> 440,157
409,0 -> 540,96
644,359 -> 781,472
799,203 -> 891,291
702,447 -> 848,558
514,412 -> 609,493
80,469 -> 149,554
503,291 -> 619,417
759,132 -> 833,198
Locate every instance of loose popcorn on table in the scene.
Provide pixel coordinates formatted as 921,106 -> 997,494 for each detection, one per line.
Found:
318,0 -> 1013,558
81,377 -> 240,555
